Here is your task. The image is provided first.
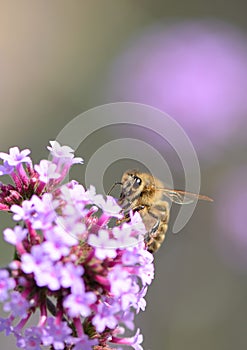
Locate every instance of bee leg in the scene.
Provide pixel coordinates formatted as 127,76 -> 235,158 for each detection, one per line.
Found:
116,217 -> 129,225
133,205 -> 145,212
116,205 -> 145,225
144,219 -> 160,244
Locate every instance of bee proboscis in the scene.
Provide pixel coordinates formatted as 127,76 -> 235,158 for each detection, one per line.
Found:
111,170 -> 213,253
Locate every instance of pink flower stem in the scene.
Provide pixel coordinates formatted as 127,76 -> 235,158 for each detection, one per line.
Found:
15,312 -> 32,333
17,164 -> 29,188
97,213 -> 110,227
21,288 -> 32,299
73,317 -> 84,338
94,275 -> 111,288
38,301 -> 47,327
54,297 -> 64,325
35,181 -> 46,195
25,220 -> 40,245
16,242 -> 27,255
11,172 -> 22,192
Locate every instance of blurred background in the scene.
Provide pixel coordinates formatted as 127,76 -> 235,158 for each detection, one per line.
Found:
1,1 -> 247,349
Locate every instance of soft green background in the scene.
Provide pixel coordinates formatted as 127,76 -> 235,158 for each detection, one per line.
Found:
0,1 -> 247,349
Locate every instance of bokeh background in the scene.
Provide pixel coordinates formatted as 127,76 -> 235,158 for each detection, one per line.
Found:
1,1 -> 247,349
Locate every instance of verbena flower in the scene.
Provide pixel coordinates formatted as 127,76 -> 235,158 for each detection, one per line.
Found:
0,141 -> 155,350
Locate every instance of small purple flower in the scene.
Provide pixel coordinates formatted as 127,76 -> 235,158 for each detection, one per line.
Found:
131,329 -> 144,350
59,186 -> 89,222
137,262 -> 154,286
60,181 -> 87,205
26,194 -> 59,230
3,226 -> 28,245
0,270 -> 16,302
0,161 -> 14,175
34,160 -> 60,184
94,195 -> 122,218
71,334 -> 98,350
0,317 -> 14,335
42,226 -> 78,261
34,262 -> 61,291
131,328 -> 144,350
47,141 -> 83,165
48,141 -> 75,159
111,328 -> 143,350
118,310 -> 135,331
70,156 -> 84,165
83,184 -> 97,202
130,286 -> 148,314
40,264 -> 61,291
92,301 -> 119,333
54,216 -> 86,242
3,291 -> 30,318
41,240 -> 70,262
88,229 -> 118,260
41,317 -> 72,350
11,193 -> 58,229
112,225 -> 140,249
55,216 -> 83,241
16,326 -> 43,350
0,147 -> 31,166
63,283 -> 96,318
11,200 -> 36,222
128,211 -> 147,236
21,245 -> 48,275
108,265 -> 132,297
21,246 -> 60,291
121,248 -> 141,266
59,262 -> 84,289
119,285 -> 140,312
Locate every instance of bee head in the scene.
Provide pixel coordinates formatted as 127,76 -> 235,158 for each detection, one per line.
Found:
120,170 -> 147,198
117,170 -> 158,209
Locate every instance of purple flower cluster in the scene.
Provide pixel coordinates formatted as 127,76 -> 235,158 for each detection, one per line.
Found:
0,142 -> 154,350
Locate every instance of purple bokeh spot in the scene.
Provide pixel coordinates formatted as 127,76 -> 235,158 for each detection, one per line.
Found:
104,20 -> 247,155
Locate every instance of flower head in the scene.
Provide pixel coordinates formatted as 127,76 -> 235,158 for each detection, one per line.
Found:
0,147 -> 31,166
0,142 -> 154,350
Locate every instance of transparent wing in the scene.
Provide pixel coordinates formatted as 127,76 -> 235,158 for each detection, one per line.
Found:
159,188 -> 213,205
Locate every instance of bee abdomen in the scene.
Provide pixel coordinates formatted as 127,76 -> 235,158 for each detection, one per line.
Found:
147,223 -> 168,253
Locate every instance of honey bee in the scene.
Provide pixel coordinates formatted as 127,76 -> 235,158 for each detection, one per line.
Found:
112,170 -> 213,253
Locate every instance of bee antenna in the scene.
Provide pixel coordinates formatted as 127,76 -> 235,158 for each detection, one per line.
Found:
107,182 -> 122,195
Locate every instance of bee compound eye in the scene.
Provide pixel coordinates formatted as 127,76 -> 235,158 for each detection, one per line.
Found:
133,176 -> 142,188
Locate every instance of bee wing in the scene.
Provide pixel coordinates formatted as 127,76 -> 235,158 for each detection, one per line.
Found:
160,188 -> 213,205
